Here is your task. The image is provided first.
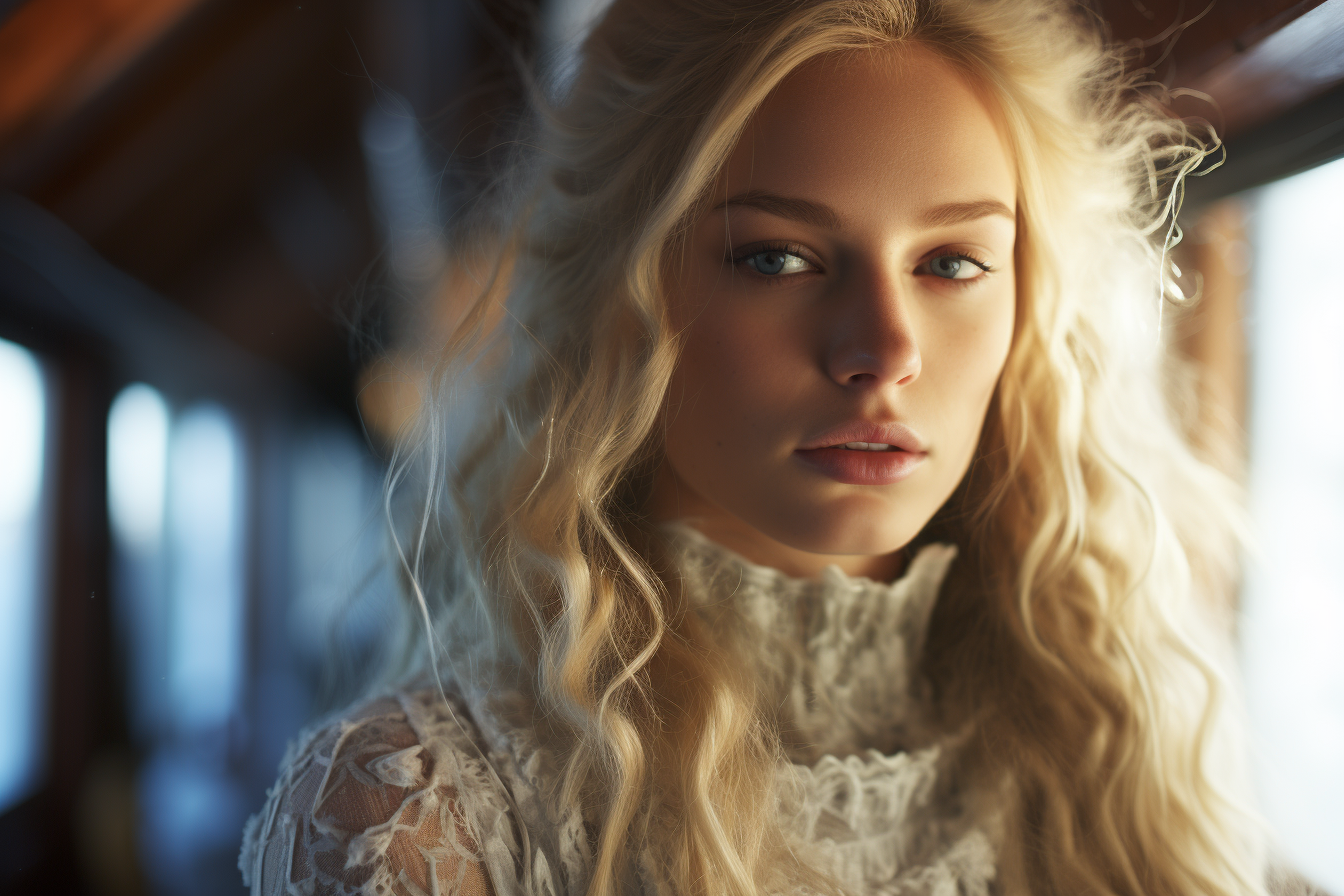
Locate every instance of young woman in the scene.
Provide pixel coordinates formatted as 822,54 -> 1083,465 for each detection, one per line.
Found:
240,1 -> 1274,894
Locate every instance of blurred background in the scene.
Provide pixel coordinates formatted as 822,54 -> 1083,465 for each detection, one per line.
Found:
0,0 -> 1340,893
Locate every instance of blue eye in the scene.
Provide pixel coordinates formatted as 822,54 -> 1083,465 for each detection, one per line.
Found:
742,249 -> 811,276
930,256 -> 962,278
926,254 -> 989,280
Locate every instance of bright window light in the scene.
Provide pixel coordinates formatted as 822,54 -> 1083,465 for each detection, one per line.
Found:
108,384 -> 170,552
1242,155 -> 1344,892
108,383 -> 173,739
166,403 -> 245,733
0,337 -> 49,813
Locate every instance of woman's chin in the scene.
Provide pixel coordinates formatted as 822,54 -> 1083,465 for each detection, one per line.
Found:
745,506 -> 925,566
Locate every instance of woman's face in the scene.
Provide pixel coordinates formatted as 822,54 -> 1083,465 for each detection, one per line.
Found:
651,43 -> 1017,580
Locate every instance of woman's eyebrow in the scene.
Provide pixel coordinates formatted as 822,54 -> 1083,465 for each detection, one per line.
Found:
713,190 -> 842,230
713,191 -> 1015,231
920,199 -> 1015,227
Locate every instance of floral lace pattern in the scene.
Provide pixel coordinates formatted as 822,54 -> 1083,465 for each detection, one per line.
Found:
240,531 -> 995,895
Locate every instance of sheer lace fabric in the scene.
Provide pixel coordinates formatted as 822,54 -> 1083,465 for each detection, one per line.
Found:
241,530 -> 997,895
239,692 -> 511,896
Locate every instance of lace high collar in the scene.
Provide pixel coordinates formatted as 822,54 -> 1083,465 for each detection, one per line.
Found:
665,525 -> 958,763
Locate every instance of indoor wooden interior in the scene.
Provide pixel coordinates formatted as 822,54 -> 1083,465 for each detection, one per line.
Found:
1,0 -> 1341,893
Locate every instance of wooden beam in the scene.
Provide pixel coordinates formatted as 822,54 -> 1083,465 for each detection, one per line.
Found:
0,0 -> 204,150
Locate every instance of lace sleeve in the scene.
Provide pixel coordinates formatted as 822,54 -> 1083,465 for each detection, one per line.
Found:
240,694 -> 499,896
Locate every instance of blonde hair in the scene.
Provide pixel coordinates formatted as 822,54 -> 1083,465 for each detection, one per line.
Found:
388,1 -> 1267,894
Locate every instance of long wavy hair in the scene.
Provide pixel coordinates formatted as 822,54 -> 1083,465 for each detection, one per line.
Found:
383,1 -> 1267,893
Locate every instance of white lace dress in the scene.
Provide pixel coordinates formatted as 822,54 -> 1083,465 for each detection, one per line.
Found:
239,530 -> 998,896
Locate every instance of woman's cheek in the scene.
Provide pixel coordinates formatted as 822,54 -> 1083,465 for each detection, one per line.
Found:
955,288 -> 1015,439
918,290 -> 1011,437
692,291 -> 796,388
668,299 -> 801,488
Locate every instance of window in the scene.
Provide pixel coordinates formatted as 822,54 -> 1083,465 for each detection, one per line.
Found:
164,404 -> 246,734
107,384 -> 171,738
108,388 -> 251,890
1241,155 -> 1344,891
0,338 -> 50,815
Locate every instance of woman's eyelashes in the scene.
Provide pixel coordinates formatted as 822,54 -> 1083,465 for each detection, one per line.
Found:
728,242 -> 995,285
918,251 -> 993,282
731,243 -> 818,278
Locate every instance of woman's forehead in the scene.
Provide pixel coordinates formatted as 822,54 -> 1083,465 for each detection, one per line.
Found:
714,42 -> 1017,234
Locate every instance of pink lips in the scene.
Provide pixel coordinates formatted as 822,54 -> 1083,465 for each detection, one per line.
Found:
793,422 -> 927,486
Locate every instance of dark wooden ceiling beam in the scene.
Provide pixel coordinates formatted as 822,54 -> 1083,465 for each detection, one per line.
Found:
1096,0 -> 1344,139
0,0 -> 205,152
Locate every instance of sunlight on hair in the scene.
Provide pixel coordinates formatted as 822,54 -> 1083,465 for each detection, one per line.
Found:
1242,155 -> 1344,893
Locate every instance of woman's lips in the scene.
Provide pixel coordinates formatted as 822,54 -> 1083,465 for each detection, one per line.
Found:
793,445 -> 926,485
793,421 -> 927,485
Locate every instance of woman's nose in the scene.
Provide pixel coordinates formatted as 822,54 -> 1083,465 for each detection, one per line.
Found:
823,270 -> 922,388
